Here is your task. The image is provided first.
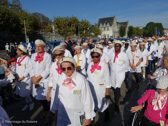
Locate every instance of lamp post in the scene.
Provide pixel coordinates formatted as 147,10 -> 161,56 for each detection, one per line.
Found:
23,18 -> 27,43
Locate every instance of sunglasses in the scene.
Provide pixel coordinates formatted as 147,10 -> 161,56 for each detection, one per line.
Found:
62,67 -> 72,71
55,53 -> 63,57
91,56 -> 100,58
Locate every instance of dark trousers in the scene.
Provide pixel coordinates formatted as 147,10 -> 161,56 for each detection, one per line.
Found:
141,116 -> 160,126
113,88 -> 120,105
148,60 -> 153,73
126,72 -> 141,89
40,100 -> 50,111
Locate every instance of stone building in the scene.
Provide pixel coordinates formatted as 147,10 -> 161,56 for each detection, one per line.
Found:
98,16 -> 129,38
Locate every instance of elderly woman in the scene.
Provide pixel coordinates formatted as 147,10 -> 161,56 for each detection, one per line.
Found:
87,48 -> 111,121
53,57 -> 95,126
16,45 -> 34,111
139,42 -> 148,79
82,43 -> 91,69
0,57 -> 7,79
60,42 -> 72,57
131,76 -> 168,126
74,45 -> 86,76
46,45 -> 64,114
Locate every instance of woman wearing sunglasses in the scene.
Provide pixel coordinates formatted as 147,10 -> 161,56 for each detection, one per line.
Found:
87,48 -> 111,122
74,45 -> 86,76
53,57 -> 95,126
46,45 -> 64,114
15,45 -> 34,111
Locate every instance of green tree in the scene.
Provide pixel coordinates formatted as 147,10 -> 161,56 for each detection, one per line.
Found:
11,0 -> 22,11
133,27 -> 144,37
128,26 -> 133,37
91,24 -> 101,38
143,22 -> 155,37
0,0 -> 9,8
119,26 -> 126,37
79,20 -> 91,39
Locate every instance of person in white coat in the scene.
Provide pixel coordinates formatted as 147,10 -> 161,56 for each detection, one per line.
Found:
60,42 -> 72,57
81,43 -> 91,69
139,42 -> 148,79
46,45 -> 64,114
29,39 -> 52,124
16,45 -> 34,111
53,57 -> 95,126
127,41 -> 142,92
87,48 -> 111,122
109,40 -> 129,112
74,45 -> 86,76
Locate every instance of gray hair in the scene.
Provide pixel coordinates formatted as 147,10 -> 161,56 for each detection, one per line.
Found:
163,51 -> 168,61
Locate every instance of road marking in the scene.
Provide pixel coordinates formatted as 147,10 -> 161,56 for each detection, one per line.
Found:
30,105 -> 43,121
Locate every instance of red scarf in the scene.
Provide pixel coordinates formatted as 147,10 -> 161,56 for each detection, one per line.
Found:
113,51 -> 120,63
62,72 -> 76,89
34,52 -> 45,63
56,62 -> 63,74
17,55 -> 27,66
90,60 -> 101,73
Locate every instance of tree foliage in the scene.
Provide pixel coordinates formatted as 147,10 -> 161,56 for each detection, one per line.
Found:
91,24 -> 101,38
79,20 -> 91,39
119,26 -> 126,37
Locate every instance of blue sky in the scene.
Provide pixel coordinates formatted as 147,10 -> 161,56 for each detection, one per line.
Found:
17,0 -> 168,28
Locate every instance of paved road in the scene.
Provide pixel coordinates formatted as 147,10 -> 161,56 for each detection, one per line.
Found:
0,50 -> 148,126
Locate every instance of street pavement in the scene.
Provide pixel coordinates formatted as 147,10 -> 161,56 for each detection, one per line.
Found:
0,50 -> 148,126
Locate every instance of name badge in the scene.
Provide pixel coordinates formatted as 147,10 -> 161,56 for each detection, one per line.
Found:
94,71 -> 99,75
73,90 -> 81,95
22,64 -> 25,67
99,84 -> 104,86
40,61 -> 43,65
160,120 -> 164,126
119,59 -> 123,62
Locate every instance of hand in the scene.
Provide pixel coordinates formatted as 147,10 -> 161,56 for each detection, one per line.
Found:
147,75 -> 152,80
146,62 -> 149,66
105,91 -> 110,99
83,119 -> 91,126
130,105 -> 143,113
18,78 -> 23,82
131,65 -> 136,71
46,92 -> 51,101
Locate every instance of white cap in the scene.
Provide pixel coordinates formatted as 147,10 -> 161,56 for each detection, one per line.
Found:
35,39 -> 45,46
60,42 -> 67,46
156,76 -> 168,89
114,40 -> 122,45
108,41 -> 112,44
139,42 -> 145,45
147,38 -> 152,41
91,48 -> 102,56
18,45 -> 27,53
96,44 -> 103,49
52,45 -> 64,54
122,40 -> 125,43
74,45 -> 81,50
83,43 -> 88,46
130,41 -> 137,46
109,44 -> 113,47
59,57 -> 77,68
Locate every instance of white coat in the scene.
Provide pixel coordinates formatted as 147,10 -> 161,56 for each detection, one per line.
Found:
81,49 -> 91,69
87,61 -> 111,112
29,52 -> 52,100
127,49 -> 142,73
16,56 -> 32,97
74,53 -> 86,76
53,71 -> 95,126
64,49 -> 72,57
156,42 -> 165,58
103,46 -> 109,54
48,61 -> 62,113
109,52 -> 129,89
108,48 -> 114,56
101,52 -> 109,63
140,49 -> 148,67
145,43 -> 156,60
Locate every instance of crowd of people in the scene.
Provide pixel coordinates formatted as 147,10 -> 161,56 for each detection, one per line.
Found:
0,36 -> 168,126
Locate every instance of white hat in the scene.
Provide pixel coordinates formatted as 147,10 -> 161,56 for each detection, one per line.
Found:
96,41 -> 100,44
109,44 -> 113,47
147,38 -> 152,41
156,76 -> 168,89
35,39 -> 45,46
60,42 -> 67,46
130,41 -> 137,46
138,39 -> 142,42
125,41 -> 130,44
108,41 -> 112,44
18,45 -> 27,53
74,45 -> 81,50
100,40 -> 104,43
52,45 -> 64,54
114,40 -> 122,45
59,57 -> 77,68
152,36 -> 155,39
139,42 -> 145,45
122,40 -> 125,43
91,48 -> 102,56
162,37 -> 165,39
83,43 -> 88,46
96,44 -> 103,49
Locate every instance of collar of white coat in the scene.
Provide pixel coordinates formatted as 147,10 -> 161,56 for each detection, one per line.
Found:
63,70 -> 77,80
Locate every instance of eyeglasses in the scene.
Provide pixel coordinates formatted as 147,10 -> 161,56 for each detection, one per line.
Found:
55,53 -> 63,57
91,56 -> 100,58
62,67 -> 72,71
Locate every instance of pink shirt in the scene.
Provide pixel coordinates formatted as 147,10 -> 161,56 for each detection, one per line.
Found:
137,90 -> 168,124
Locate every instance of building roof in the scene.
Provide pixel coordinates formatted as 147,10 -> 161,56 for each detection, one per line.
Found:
98,16 -> 115,27
117,21 -> 128,26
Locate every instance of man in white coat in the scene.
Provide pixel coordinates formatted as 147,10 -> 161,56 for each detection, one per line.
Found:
30,39 -> 52,124
109,40 -> 129,112
60,42 -> 72,57
81,43 -> 91,69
